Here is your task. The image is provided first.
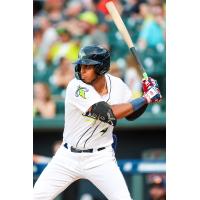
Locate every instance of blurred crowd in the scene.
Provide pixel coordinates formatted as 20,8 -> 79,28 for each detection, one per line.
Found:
33,0 -> 166,118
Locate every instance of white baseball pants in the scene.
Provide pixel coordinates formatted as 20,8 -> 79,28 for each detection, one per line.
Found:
33,145 -> 133,200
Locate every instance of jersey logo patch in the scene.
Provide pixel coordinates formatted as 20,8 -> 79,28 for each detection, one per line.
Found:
100,127 -> 108,136
75,86 -> 89,99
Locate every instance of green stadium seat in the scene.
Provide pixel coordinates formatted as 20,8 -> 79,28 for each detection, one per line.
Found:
54,99 -> 65,114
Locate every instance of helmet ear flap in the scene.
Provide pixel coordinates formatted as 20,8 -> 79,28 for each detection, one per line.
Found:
75,64 -> 82,80
95,56 -> 110,75
94,62 -> 103,75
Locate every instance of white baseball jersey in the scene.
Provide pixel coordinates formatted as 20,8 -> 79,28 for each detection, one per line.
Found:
63,74 -> 132,149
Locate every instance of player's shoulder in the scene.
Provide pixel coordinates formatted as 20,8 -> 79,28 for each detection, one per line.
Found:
68,78 -> 83,87
67,78 -> 93,92
107,73 -> 126,86
67,78 -> 79,87
107,73 -> 132,94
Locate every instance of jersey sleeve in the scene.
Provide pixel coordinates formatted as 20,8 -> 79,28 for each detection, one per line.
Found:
66,79 -> 102,113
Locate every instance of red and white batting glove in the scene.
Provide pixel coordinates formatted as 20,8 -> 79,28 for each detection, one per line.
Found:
143,86 -> 162,103
142,77 -> 159,93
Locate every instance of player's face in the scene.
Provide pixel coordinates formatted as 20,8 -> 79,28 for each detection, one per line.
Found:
80,65 -> 96,83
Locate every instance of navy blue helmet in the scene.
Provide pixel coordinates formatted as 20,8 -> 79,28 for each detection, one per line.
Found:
74,45 -> 110,80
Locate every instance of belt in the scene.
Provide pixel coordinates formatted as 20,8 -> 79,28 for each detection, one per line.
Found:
64,143 -> 105,153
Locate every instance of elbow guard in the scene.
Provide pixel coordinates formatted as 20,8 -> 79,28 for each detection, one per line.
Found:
90,101 -> 117,126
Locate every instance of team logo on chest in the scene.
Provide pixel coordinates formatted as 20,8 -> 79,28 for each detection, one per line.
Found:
75,86 -> 89,99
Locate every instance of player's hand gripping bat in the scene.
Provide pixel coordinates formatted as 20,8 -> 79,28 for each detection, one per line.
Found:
105,1 -> 148,80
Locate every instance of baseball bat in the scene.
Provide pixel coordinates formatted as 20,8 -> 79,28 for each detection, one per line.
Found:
105,1 -> 148,80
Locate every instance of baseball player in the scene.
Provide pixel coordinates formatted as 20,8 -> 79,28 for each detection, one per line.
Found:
33,45 -> 161,200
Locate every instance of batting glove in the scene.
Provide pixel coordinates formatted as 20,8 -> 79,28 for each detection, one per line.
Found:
142,77 -> 159,93
143,86 -> 162,103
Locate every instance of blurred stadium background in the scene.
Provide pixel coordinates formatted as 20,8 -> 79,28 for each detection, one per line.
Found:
33,0 -> 166,199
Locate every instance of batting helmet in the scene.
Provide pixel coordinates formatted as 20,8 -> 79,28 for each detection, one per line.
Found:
74,45 -> 110,80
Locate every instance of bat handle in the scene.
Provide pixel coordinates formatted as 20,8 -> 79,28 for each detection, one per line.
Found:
142,72 -> 148,80
129,47 -> 148,80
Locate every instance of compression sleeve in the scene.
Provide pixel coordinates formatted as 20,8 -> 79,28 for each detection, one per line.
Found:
126,97 -> 148,121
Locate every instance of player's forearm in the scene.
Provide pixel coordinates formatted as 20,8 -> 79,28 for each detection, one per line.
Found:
111,97 -> 148,119
111,103 -> 133,119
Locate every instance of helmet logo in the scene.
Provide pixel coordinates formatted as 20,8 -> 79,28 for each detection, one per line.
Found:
75,86 -> 89,99
79,51 -> 86,59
